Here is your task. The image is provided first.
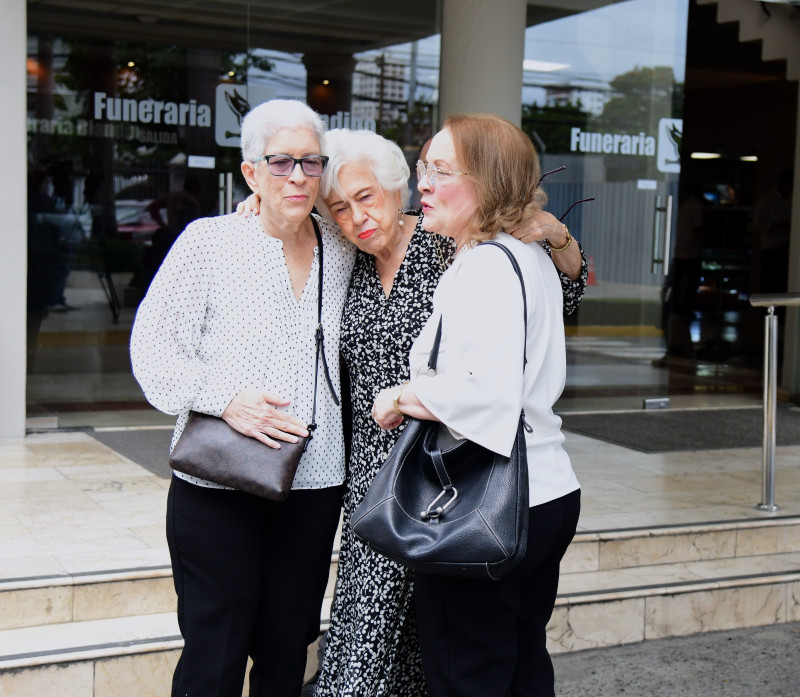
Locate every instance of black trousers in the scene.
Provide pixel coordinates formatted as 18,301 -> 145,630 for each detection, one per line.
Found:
414,489 -> 581,697
166,475 -> 343,697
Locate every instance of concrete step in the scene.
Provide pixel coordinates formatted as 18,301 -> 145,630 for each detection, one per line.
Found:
0,613 -> 181,696
3,518 -> 798,632
3,518 -> 800,695
0,566 -> 174,631
550,550 -> 800,654
562,517 -> 800,574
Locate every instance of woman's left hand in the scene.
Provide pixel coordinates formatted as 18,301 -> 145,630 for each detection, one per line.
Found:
508,209 -> 562,244
510,209 -> 583,281
236,192 -> 261,217
372,387 -> 404,430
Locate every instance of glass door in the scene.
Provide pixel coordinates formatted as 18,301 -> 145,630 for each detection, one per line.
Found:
521,0 -> 713,410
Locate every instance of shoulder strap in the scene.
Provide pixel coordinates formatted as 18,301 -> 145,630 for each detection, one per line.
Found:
479,241 -> 528,372
307,217 -> 340,448
427,241 -> 528,374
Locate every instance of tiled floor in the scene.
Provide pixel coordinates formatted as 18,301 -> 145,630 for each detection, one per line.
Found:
1,423 -> 799,584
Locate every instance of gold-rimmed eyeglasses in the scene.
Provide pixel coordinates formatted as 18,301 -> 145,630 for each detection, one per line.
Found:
416,160 -> 470,188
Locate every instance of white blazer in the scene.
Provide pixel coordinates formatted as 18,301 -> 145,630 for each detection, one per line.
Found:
408,233 -> 579,507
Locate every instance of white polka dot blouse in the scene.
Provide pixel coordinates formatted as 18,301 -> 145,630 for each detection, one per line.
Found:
130,212 -> 356,490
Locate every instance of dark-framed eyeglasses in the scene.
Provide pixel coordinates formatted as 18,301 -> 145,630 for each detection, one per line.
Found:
416,160 -> 470,188
252,154 -> 329,177
538,165 -> 595,221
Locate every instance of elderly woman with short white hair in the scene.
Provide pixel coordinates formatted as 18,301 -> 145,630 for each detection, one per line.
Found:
130,99 -> 355,697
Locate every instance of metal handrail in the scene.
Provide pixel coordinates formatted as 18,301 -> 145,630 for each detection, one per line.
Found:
748,293 -> 800,511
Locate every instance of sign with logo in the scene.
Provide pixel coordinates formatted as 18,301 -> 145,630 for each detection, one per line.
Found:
569,118 -> 683,174
656,118 -> 682,173
215,84 -> 276,148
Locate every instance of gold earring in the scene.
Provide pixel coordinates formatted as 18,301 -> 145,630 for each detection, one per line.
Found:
398,209 -> 405,227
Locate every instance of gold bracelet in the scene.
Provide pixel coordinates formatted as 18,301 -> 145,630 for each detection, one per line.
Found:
392,383 -> 408,418
550,224 -> 572,252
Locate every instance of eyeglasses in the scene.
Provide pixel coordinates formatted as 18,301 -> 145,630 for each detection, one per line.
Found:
538,165 -> 595,221
416,160 -> 470,188
252,154 -> 329,177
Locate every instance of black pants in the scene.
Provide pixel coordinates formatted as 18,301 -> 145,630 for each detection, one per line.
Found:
166,476 -> 343,697
414,489 -> 581,697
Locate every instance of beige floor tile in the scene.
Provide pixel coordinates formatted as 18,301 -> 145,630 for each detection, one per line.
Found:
0,556 -> 68,582
645,584 -> 786,639
0,662 -> 94,697
548,598 -> 646,653
94,651 -> 180,697
0,585 -> 73,630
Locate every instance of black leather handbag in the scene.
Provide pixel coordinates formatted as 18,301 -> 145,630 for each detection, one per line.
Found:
350,242 -> 531,580
168,217 -> 339,501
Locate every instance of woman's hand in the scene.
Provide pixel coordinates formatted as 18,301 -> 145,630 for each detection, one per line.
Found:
372,386 -> 404,430
236,192 -> 261,217
509,209 -> 582,281
222,389 -> 309,448
508,209 -> 562,244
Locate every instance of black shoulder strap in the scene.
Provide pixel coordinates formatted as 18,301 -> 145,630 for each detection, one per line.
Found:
479,241 -> 528,371
427,241 -> 528,374
307,217 -> 340,446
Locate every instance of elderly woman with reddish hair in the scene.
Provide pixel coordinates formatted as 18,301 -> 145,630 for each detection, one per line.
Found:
373,114 -> 581,697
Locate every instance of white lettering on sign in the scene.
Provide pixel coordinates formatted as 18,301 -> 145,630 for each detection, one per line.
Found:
570,127 -> 656,157
319,111 -> 376,132
93,92 -> 212,127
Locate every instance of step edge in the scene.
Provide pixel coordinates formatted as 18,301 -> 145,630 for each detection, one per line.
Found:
0,565 -> 173,592
574,515 -> 800,542
0,635 -> 183,670
556,569 -> 800,606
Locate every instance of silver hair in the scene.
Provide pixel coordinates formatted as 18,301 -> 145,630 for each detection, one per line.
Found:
316,129 -> 411,220
240,99 -> 326,162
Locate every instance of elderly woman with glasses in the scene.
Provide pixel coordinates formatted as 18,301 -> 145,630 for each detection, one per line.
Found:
130,99 -> 356,697
236,126 -> 586,697
372,114 -> 582,697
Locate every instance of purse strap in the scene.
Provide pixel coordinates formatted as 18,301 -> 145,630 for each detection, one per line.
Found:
427,241 -> 528,373
426,240 -> 533,433
307,216 -> 340,448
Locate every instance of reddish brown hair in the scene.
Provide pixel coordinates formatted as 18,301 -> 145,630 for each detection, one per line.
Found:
443,113 -> 547,243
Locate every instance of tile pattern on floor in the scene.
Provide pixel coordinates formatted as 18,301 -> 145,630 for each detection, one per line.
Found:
1,429 -> 798,583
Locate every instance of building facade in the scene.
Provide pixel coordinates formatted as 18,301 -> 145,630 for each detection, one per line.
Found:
2,0 -> 799,440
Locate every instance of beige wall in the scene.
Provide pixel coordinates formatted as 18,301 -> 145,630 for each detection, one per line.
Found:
439,0 -> 527,126
0,0 -> 28,438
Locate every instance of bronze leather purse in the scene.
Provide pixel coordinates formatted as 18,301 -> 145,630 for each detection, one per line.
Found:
169,217 -> 339,501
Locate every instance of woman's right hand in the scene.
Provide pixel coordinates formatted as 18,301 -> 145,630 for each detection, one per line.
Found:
222,389 -> 309,448
236,192 -> 261,217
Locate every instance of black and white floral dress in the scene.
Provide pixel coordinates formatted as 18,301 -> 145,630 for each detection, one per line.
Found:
315,216 -> 587,697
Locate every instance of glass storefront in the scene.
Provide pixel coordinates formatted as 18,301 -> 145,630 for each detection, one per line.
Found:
26,2 -> 442,426
520,0 -> 689,408
26,0 -> 797,425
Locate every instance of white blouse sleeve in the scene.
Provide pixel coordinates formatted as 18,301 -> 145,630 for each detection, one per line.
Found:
129,223 -> 236,417
411,245 -> 528,456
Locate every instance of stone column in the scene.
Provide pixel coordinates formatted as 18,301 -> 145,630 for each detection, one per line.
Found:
438,0 -> 527,127
0,1 -> 27,437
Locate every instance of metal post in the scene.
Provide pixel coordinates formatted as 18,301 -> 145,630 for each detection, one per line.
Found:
749,293 -> 800,512
218,173 -> 233,215
758,306 -> 778,512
